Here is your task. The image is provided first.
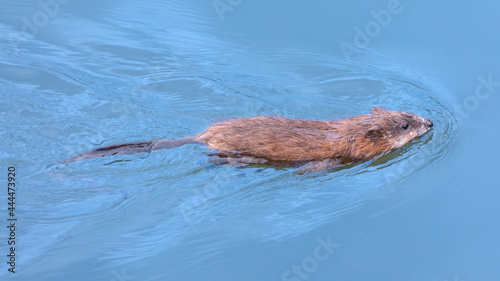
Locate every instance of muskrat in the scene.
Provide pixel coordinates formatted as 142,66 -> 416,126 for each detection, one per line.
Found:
59,107 -> 433,174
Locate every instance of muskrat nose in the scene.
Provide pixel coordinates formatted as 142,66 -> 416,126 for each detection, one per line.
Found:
425,119 -> 433,127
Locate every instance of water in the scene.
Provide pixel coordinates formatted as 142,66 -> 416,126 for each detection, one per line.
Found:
1,1 -> 499,280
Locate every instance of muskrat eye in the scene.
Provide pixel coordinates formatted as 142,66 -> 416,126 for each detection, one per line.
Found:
402,124 -> 409,129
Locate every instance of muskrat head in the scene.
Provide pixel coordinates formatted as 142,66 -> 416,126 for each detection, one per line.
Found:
366,106 -> 433,149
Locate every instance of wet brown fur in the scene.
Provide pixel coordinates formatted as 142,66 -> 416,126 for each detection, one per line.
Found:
198,106 -> 432,163
59,107 -> 432,173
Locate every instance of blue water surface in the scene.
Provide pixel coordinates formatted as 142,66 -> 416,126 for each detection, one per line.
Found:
1,0 -> 500,280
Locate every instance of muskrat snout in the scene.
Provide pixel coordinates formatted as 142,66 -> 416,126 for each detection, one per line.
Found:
425,118 -> 434,128
424,118 -> 433,128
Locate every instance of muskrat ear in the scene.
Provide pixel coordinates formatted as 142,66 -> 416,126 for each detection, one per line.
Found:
371,106 -> 388,113
366,126 -> 385,145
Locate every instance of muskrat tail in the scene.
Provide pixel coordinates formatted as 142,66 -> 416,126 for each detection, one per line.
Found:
54,135 -> 200,165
